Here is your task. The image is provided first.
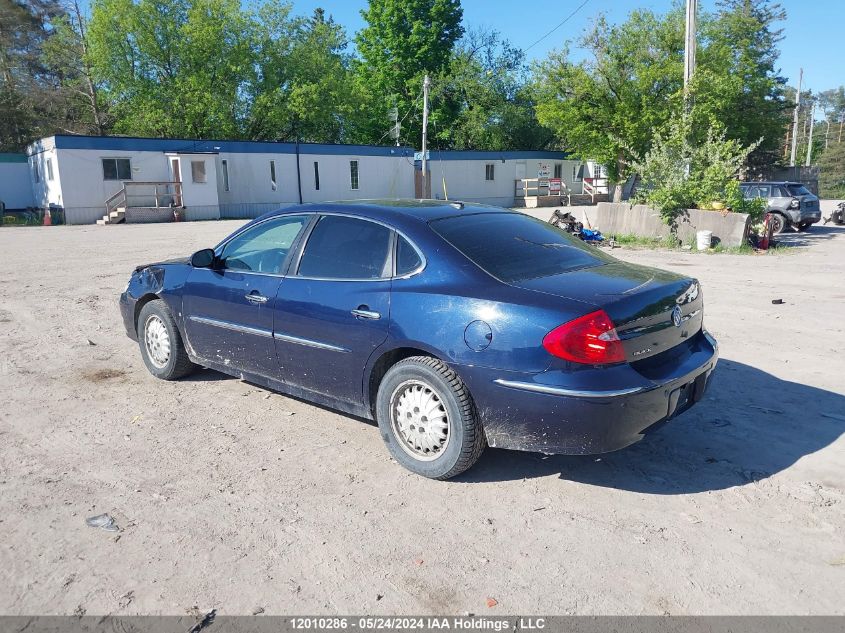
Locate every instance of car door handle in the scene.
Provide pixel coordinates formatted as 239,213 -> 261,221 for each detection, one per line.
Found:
351,308 -> 381,320
245,292 -> 269,304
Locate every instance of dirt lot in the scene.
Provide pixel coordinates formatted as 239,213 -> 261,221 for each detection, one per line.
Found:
1,218 -> 843,616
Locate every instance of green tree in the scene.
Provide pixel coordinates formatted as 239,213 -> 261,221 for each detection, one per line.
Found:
442,27 -> 552,151
691,0 -> 789,170
817,87 -> 845,149
352,0 -> 463,145
41,1 -> 109,136
247,7 -> 355,142
0,0 -> 73,150
818,142 -> 845,199
87,0 -> 256,138
533,9 -> 685,201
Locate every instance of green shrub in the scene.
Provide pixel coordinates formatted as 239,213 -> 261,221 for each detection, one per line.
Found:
632,118 -> 760,227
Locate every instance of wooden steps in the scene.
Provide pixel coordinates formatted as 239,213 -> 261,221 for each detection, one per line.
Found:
97,207 -> 125,225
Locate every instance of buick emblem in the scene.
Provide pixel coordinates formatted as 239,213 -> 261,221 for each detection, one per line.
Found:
671,305 -> 683,327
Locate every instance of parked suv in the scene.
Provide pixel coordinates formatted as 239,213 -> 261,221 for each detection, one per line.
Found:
740,181 -> 821,234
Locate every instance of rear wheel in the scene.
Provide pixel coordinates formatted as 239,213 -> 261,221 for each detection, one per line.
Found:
769,213 -> 787,235
376,356 -> 485,480
137,299 -> 196,380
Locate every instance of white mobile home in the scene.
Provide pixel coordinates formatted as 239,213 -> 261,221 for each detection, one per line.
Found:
26,135 -> 416,225
0,153 -> 36,211
414,150 -> 589,207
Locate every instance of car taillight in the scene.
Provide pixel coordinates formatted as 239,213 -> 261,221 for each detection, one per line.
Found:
543,309 -> 626,365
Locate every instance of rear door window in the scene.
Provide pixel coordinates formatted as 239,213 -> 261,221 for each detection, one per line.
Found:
297,215 -> 392,279
430,212 -> 612,283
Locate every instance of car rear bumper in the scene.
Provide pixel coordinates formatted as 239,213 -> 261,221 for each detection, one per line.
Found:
456,331 -> 718,455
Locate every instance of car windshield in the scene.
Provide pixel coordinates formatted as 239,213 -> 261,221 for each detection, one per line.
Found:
430,212 -> 612,283
786,184 -> 812,196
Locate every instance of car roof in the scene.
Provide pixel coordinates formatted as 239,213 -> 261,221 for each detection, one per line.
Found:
268,199 -> 510,224
740,181 -> 803,186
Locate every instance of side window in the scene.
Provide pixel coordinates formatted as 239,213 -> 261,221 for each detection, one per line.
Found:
298,215 -> 392,280
220,214 -> 309,274
485,164 -> 495,181
756,185 -> 771,198
191,160 -> 206,183
349,160 -> 359,190
102,158 -> 131,181
396,235 -> 423,276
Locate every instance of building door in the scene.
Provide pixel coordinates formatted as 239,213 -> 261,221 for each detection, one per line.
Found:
170,158 -> 182,206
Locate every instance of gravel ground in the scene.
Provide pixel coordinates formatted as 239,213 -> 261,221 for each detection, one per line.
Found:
0,216 -> 843,616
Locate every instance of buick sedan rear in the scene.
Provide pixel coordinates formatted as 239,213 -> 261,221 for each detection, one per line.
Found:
119,201 -> 718,479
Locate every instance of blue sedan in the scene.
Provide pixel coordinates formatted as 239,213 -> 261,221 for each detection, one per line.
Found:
119,201 -> 718,479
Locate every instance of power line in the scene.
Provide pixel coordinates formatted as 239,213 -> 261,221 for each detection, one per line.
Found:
522,0 -> 590,53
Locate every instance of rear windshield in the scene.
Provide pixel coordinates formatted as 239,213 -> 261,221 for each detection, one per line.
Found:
786,184 -> 812,196
430,212 -> 612,282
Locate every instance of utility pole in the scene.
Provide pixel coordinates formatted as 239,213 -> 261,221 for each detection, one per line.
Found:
789,68 -> 802,167
805,100 -> 815,166
421,74 -> 430,199
683,0 -> 697,99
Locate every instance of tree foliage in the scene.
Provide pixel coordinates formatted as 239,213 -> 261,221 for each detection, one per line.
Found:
0,0 -> 99,150
534,0 -> 791,197
632,119 -> 763,225
818,142 -> 845,199
440,28 -> 552,151
691,0 -> 789,170
534,9 -> 685,199
351,0 -> 463,145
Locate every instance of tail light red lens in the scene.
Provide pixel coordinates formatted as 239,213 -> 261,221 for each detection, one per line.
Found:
543,309 -> 626,365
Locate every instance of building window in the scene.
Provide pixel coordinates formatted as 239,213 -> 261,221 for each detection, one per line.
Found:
573,164 -> 584,181
485,164 -> 495,181
350,160 -> 359,190
191,160 -> 206,183
313,161 -> 320,191
102,158 -> 132,181
46,158 -> 54,181
221,159 -> 230,192
553,163 -> 562,179
270,160 -> 277,191
33,162 -> 40,183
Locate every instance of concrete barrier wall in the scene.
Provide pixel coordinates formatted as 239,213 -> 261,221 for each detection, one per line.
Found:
521,203 -> 751,248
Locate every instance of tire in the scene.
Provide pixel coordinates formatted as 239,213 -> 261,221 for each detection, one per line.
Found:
770,213 -> 787,235
375,356 -> 485,480
137,299 -> 196,380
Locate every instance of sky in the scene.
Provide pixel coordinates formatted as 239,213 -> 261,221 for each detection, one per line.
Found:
285,0 -> 842,93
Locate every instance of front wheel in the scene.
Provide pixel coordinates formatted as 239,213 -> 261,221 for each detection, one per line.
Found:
376,356 -> 486,480
770,213 -> 787,235
137,299 -> 196,380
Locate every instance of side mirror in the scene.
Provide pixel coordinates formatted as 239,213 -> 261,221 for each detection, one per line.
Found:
190,248 -> 216,268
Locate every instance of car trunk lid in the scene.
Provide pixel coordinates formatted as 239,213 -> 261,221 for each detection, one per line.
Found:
513,261 -> 703,363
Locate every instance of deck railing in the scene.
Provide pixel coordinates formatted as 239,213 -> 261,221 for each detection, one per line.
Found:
582,177 -> 609,202
105,181 -> 184,217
